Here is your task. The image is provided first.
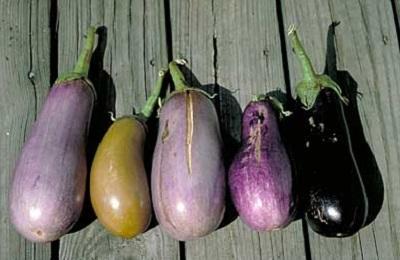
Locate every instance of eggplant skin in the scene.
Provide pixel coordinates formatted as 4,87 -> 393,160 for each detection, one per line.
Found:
229,101 -> 293,231
151,90 -> 225,241
297,89 -> 368,237
9,79 -> 94,242
90,117 -> 152,238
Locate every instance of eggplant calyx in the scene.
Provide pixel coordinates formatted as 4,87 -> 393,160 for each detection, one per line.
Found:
168,59 -> 217,100
252,94 -> 292,118
56,26 -> 96,84
108,111 -> 116,122
288,25 -> 348,110
295,74 -> 349,110
253,94 -> 266,101
267,96 -> 293,117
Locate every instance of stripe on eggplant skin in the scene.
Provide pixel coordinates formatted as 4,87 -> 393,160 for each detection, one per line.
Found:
185,91 -> 194,175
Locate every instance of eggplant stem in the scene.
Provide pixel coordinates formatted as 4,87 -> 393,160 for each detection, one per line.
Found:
73,26 -> 96,77
169,60 -> 189,91
139,69 -> 168,120
289,25 -> 348,109
288,25 -> 317,82
56,26 -> 96,83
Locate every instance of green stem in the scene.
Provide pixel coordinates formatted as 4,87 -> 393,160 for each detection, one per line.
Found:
288,25 -> 317,82
73,26 -> 96,76
138,69 -> 168,120
56,26 -> 96,83
169,60 -> 188,91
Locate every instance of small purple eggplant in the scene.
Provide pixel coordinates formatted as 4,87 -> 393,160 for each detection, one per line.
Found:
9,27 -> 96,242
151,60 -> 225,241
228,98 -> 294,231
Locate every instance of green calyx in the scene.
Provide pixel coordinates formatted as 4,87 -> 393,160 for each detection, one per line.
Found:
138,69 -> 168,121
56,26 -> 96,84
288,25 -> 348,110
253,94 -> 267,101
167,59 -> 218,99
252,94 -> 292,117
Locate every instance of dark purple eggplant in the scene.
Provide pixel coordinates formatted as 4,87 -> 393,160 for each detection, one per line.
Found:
228,99 -> 294,231
151,60 -> 225,241
288,25 -> 368,237
9,27 -> 96,242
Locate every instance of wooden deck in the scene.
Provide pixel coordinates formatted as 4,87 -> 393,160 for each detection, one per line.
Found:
0,0 -> 399,259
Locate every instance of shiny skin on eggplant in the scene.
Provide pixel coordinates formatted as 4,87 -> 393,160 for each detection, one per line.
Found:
228,99 -> 294,231
288,25 -> 368,237
90,70 -> 167,238
9,27 -> 96,242
151,60 -> 225,241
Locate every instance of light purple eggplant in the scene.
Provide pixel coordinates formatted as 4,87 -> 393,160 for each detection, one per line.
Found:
228,99 -> 294,231
151,60 -> 225,241
9,27 -> 96,242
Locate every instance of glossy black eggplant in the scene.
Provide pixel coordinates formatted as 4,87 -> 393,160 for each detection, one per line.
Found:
288,25 -> 368,237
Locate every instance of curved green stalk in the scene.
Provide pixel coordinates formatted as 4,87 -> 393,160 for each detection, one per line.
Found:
288,25 -> 348,109
138,69 -> 168,120
288,25 -> 316,82
56,26 -> 96,84
169,59 -> 189,91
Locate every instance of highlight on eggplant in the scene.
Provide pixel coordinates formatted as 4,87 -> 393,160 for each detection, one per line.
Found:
288,25 -> 368,237
9,27 -> 97,242
151,59 -> 226,241
90,69 -> 167,238
228,96 -> 295,231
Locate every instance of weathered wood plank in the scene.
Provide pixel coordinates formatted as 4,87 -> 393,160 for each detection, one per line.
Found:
282,0 -> 400,259
57,0 -> 178,259
169,0 -> 307,259
0,0 -> 52,259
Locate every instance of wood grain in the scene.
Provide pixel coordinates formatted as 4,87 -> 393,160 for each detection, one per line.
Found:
282,0 -> 400,259
2,0 -> 400,259
0,0 -> 51,259
57,0 -> 178,259
169,0 -> 307,259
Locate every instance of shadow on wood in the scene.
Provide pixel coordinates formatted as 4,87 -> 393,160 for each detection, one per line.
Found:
69,26 -> 116,233
324,22 -> 384,226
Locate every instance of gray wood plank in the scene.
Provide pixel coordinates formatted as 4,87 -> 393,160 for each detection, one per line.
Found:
282,0 -> 400,259
169,0 -> 307,259
57,0 -> 178,259
0,0 -> 52,259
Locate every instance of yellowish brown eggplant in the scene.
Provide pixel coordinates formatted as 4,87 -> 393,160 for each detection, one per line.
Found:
90,70 -> 166,238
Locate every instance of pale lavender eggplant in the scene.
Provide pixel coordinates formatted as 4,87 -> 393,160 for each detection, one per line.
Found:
151,89 -> 225,241
228,100 -> 293,231
9,27 -> 96,242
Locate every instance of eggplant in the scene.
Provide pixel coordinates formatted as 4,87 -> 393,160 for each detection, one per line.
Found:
288,25 -> 368,237
151,60 -> 225,241
90,70 -> 167,238
9,27 -> 96,242
229,99 -> 294,231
